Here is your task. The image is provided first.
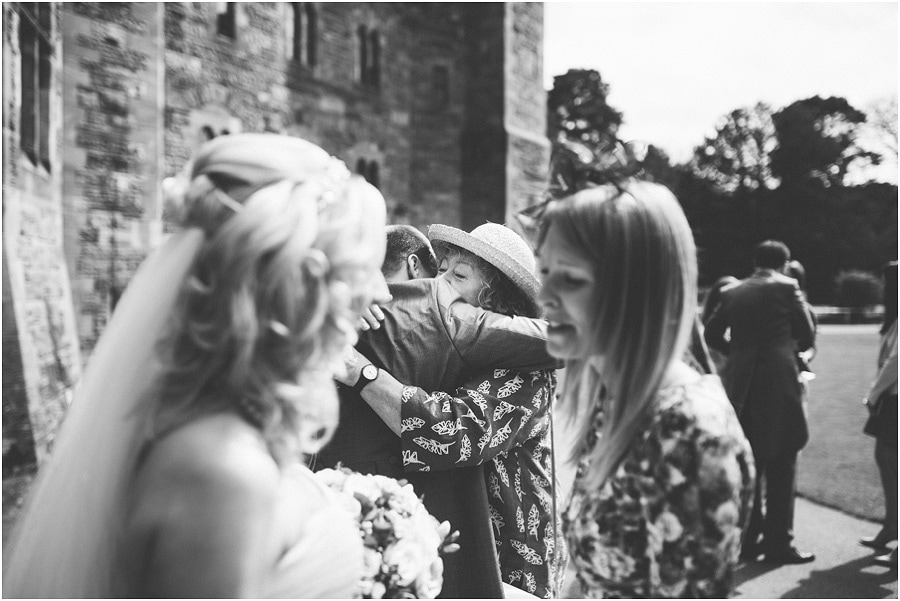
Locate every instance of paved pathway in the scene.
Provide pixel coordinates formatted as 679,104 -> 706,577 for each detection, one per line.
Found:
734,497 -> 896,599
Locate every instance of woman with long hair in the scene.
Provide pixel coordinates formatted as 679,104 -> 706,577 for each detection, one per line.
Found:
533,154 -> 755,597
3,133 -> 389,597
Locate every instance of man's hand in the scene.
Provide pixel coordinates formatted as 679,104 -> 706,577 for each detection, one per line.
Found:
358,302 -> 387,331
334,345 -> 370,386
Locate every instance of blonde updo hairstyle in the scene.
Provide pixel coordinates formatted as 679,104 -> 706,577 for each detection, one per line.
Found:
153,135 -> 384,463
539,180 -> 697,489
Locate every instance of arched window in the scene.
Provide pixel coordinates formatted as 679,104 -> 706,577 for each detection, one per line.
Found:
216,3 -> 236,39
367,161 -> 380,189
357,25 -> 368,84
304,4 -> 317,66
356,25 -> 381,89
368,30 -> 380,89
285,4 -> 299,61
18,3 -> 53,171
355,158 -> 380,189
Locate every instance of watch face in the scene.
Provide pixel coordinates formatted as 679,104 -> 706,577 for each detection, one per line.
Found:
362,364 -> 378,381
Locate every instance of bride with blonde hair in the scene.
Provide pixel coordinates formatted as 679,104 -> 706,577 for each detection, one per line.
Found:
3,133 -> 389,598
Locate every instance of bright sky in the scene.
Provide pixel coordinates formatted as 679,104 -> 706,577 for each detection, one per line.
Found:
544,2 -> 898,165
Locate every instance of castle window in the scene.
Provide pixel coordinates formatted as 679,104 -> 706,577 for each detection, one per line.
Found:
287,4 -> 317,66
18,3 -> 53,171
367,161 -> 380,189
357,25 -> 368,84
432,65 -> 450,110
355,158 -> 380,189
357,25 -> 380,89
286,5 -> 299,60
368,30 -> 381,89
216,3 -> 237,39
304,4 -> 317,66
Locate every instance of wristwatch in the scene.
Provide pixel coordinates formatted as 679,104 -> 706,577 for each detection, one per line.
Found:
353,364 -> 379,393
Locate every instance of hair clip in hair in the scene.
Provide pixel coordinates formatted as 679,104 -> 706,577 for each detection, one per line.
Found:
268,320 -> 290,337
317,189 -> 336,211
214,188 -> 245,214
310,156 -> 353,212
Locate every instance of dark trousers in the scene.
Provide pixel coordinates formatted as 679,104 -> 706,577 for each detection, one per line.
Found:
875,437 -> 898,535
746,449 -> 798,551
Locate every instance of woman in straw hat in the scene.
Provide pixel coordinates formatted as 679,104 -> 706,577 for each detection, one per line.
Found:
531,139 -> 755,598
3,133 -> 390,598
337,222 -> 567,598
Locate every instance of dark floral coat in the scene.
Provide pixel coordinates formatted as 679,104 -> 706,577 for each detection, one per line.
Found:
400,369 -> 567,598
565,375 -> 755,599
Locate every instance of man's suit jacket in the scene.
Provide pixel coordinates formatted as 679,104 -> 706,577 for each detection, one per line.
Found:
313,278 -> 556,598
704,270 -> 815,461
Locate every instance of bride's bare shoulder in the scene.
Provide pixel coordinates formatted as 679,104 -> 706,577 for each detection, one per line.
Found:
131,413 -> 280,512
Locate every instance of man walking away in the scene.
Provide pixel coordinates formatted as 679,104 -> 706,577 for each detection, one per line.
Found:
705,240 -> 816,565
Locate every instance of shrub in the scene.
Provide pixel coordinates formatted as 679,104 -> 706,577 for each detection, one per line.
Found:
834,270 -> 882,308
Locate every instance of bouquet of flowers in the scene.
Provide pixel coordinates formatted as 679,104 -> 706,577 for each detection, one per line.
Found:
316,466 -> 459,599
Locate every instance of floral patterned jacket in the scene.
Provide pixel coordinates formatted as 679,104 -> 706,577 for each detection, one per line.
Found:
565,375 -> 755,599
400,368 -> 567,598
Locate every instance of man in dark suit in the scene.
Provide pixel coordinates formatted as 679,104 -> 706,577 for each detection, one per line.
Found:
313,225 -> 557,598
705,240 -> 816,565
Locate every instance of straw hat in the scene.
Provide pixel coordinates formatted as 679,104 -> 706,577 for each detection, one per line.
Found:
428,223 -> 540,302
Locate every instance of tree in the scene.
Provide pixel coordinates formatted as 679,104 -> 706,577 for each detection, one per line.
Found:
689,103 -> 778,195
641,144 -> 680,191
547,69 -> 623,146
865,95 -> 898,158
771,96 -> 878,188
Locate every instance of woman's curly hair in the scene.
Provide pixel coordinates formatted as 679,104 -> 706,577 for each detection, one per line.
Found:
433,241 -> 539,318
152,174 -> 378,463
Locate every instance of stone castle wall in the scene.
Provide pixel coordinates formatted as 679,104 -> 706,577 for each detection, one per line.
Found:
2,2 -> 548,475
3,3 -> 82,471
62,3 -> 165,353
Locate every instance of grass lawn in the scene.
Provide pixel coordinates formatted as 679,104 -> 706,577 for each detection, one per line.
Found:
798,324 -> 885,522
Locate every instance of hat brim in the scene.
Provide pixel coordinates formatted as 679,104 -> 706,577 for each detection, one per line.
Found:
428,224 -> 541,303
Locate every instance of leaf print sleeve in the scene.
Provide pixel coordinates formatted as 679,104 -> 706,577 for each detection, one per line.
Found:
399,370 -> 555,472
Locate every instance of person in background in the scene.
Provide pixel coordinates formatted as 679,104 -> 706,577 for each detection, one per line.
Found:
357,224 -> 438,333
861,261 -> 898,568
3,134 -> 390,598
382,224 -> 439,283
533,144 -> 754,598
699,276 -> 739,375
702,276 -> 740,326
786,259 -> 817,378
705,240 -> 817,565
340,223 -> 567,598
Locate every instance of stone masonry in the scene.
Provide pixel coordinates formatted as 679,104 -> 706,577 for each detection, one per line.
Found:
2,2 -> 548,476
3,3 -> 83,473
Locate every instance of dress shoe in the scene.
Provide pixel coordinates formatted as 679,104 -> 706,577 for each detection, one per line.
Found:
860,529 -> 897,550
873,549 -> 898,569
763,547 -> 816,565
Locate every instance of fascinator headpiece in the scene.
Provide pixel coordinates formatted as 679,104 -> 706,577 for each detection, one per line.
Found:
515,135 -> 649,247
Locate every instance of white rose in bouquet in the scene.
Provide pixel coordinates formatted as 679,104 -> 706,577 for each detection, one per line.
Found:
315,466 -> 459,599
416,558 -> 444,599
383,538 -> 431,586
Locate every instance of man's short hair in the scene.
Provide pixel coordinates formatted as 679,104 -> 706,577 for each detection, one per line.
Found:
382,225 -> 438,277
754,240 -> 791,270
